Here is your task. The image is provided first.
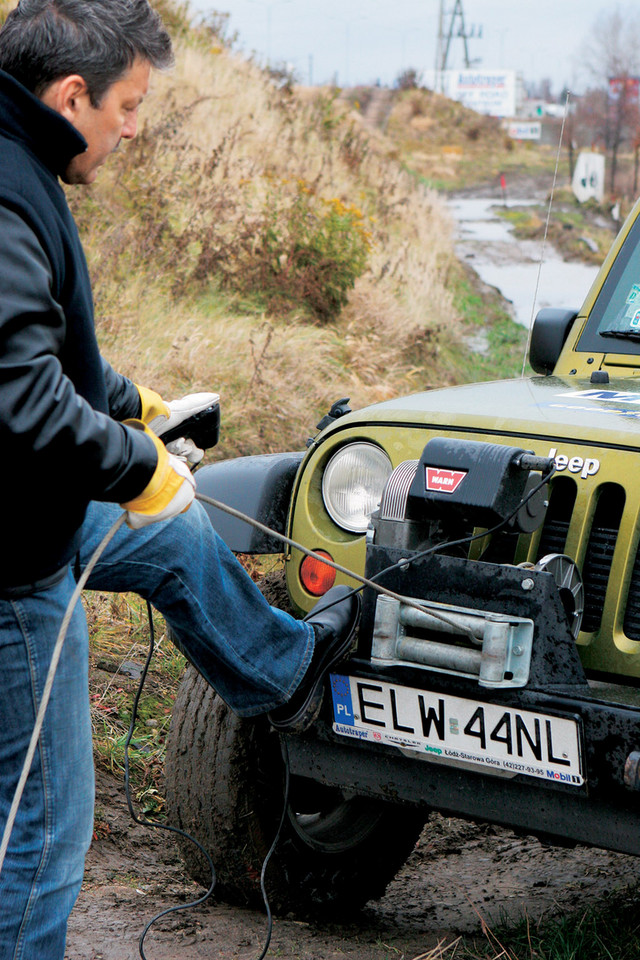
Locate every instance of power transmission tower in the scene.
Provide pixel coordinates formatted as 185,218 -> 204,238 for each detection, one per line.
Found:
435,0 -> 480,91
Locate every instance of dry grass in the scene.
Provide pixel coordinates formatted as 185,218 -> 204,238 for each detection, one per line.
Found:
58,24 -> 463,457
384,86 -> 559,192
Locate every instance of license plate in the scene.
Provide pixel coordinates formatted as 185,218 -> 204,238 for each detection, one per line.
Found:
330,674 -> 584,787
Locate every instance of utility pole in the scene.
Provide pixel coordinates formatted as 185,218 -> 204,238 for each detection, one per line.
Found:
434,0 -> 445,92
435,0 -> 479,92
440,0 -> 471,72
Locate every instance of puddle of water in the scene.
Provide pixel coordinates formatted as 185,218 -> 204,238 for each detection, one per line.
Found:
469,258 -> 597,329
458,219 -> 514,242
450,198 -> 601,328
449,198 -> 530,222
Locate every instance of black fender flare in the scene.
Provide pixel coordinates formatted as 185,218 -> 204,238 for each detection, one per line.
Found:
194,452 -> 305,553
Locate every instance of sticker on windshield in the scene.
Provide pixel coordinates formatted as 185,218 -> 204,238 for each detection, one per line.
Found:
600,282 -> 640,334
625,283 -> 640,305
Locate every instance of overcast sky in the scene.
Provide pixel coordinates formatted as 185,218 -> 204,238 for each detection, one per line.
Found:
190,0 -> 612,93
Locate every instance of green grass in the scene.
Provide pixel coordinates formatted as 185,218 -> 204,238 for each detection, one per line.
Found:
449,261 -> 530,382
496,195 -> 616,266
456,886 -> 640,960
85,592 -> 186,815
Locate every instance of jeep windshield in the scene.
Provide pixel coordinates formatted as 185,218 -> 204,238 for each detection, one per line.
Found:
577,209 -> 640,355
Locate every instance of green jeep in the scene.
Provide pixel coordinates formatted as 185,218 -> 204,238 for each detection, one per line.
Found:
165,194 -> 640,917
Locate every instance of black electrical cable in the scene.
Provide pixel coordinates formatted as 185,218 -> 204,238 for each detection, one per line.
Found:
304,465 -> 557,619
125,600 -> 290,960
254,737 -> 292,960
123,601 -> 216,960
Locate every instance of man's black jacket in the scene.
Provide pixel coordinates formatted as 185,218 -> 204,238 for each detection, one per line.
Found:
0,70 -> 157,591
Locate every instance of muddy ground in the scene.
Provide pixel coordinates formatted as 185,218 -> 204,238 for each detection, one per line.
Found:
65,767 -> 640,960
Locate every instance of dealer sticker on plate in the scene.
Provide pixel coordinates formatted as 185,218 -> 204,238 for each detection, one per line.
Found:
330,674 -> 584,786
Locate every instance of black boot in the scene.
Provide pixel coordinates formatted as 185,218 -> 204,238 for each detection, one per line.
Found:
268,585 -> 360,733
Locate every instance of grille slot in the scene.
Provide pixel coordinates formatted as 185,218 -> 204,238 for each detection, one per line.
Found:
581,484 -> 625,634
624,544 -> 640,640
536,477 -> 577,561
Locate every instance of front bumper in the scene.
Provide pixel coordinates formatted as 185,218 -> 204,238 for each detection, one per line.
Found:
285,549 -> 640,854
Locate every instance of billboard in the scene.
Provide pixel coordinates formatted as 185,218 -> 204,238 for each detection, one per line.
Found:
444,70 -> 517,118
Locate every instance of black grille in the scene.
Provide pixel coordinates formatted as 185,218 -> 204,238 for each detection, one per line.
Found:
581,484 -> 625,634
536,479 -> 625,637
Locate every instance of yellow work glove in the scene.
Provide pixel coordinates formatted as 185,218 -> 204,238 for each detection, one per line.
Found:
120,420 -> 196,529
136,384 -> 170,425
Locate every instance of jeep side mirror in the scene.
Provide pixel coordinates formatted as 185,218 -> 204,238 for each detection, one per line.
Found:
529,308 -> 578,375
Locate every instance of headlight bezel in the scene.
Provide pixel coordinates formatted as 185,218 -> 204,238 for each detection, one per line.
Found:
321,441 -> 393,534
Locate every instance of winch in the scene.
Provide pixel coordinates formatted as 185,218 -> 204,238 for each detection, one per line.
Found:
365,437 -> 584,689
369,436 -> 553,553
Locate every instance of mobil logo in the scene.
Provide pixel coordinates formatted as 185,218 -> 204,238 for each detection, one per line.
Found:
425,467 -> 467,494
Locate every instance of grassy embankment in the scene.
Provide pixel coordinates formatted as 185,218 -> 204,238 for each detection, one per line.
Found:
75,32 -> 516,462
378,86 -> 559,193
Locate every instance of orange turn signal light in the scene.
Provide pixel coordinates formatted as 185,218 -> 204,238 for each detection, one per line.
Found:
300,550 -> 336,597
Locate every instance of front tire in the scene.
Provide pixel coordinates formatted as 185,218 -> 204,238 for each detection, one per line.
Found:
165,666 -> 426,916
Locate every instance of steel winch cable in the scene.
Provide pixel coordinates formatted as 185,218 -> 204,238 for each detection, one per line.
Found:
195,467 -> 554,635
0,490 -> 440,880
194,491 -> 486,641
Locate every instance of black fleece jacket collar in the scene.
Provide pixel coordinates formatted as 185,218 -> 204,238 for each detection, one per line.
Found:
0,68 -> 87,178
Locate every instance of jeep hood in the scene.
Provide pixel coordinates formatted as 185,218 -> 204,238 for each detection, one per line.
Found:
332,376 -> 640,450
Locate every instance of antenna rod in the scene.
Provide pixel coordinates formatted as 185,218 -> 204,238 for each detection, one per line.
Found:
520,91 -> 572,378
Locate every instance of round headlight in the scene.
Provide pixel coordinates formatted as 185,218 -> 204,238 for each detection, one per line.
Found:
322,443 -> 392,533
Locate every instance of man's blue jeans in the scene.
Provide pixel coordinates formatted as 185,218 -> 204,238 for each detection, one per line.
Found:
0,500 -> 314,959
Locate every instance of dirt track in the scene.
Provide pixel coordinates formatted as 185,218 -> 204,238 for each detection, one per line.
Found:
65,767 -> 640,960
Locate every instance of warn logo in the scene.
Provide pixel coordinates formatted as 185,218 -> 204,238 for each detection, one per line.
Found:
425,467 -> 467,494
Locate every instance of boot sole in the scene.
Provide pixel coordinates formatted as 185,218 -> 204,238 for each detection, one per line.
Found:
269,596 -> 360,734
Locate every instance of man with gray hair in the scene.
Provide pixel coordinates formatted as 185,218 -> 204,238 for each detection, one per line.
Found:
0,1 -> 358,956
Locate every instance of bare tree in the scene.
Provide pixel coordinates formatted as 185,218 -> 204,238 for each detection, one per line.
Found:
579,5 -> 640,194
